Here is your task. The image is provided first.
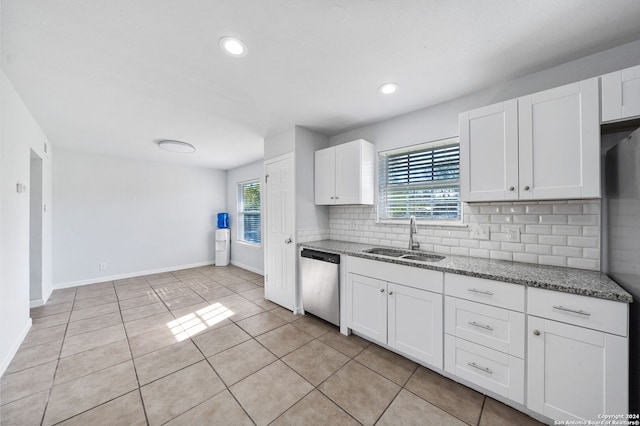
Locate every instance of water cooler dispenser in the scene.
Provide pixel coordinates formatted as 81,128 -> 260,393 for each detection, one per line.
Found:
215,213 -> 230,266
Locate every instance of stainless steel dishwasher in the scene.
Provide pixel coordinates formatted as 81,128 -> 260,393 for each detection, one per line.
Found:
300,249 -> 340,326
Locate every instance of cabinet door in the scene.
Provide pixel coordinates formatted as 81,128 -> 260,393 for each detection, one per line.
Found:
459,100 -> 519,202
527,316 -> 628,422
518,78 -> 600,200
314,146 -> 336,204
601,65 -> 640,123
388,283 -> 443,369
334,141 -> 361,204
345,273 -> 387,345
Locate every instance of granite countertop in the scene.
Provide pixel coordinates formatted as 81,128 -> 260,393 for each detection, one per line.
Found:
299,240 -> 633,303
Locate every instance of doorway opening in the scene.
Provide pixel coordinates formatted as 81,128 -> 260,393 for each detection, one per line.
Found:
29,149 -> 43,305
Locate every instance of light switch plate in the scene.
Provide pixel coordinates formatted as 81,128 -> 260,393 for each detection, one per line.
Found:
471,224 -> 490,240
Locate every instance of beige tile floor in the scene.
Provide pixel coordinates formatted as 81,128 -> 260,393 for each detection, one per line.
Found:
0,265 -> 544,426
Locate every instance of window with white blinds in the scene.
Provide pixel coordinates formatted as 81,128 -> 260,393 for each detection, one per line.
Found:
378,139 -> 461,221
238,180 -> 261,244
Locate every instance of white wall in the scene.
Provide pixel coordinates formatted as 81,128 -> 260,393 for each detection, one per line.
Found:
294,126 -> 330,234
264,127 -> 295,160
1,71 -> 53,375
53,149 -> 226,286
226,159 -> 264,274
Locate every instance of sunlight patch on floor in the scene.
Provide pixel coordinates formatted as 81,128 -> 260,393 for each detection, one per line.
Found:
167,303 -> 234,341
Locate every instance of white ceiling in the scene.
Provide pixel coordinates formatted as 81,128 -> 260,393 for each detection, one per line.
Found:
3,1 -> 640,170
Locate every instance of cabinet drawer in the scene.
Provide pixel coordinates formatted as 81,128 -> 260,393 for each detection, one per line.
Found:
445,297 -> 524,358
445,335 -> 524,404
348,256 -> 443,293
527,287 -> 628,336
445,273 -> 524,312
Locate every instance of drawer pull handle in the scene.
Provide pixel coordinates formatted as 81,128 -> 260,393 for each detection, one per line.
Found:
468,321 -> 494,331
468,288 -> 494,296
552,305 -> 591,316
468,362 -> 493,375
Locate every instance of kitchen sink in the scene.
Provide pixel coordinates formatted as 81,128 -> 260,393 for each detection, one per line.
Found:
363,248 -> 445,262
363,248 -> 405,257
401,254 -> 445,262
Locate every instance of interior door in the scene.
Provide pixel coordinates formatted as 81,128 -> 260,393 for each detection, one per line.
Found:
265,155 -> 295,311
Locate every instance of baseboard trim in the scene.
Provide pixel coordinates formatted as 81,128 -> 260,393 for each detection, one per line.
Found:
30,285 -> 54,308
54,261 -> 215,289
230,260 -> 264,276
0,318 -> 32,377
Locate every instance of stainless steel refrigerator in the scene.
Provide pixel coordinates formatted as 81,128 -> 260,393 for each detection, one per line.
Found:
605,128 -> 640,413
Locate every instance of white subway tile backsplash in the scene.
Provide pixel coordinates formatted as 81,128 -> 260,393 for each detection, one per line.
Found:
513,253 -> 538,263
328,199 -> 601,271
469,248 -> 490,258
551,225 -> 582,236
582,203 -> 601,214
539,255 -> 568,267
538,235 -> 567,246
525,244 -> 552,255
490,251 -> 513,261
539,215 -> 568,225
582,226 -> 600,237
501,205 -> 525,214
525,225 -> 553,234
567,236 -> 599,248
552,204 -> 583,214
501,242 -> 525,252
480,206 -> 501,214
567,257 -> 599,269
514,215 -> 539,224
568,215 -> 599,225
451,247 -> 470,256
526,205 -> 553,214
552,246 -> 582,257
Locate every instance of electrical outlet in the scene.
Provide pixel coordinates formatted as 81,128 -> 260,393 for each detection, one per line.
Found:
471,224 -> 490,240
99,263 -> 107,270
508,227 -> 521,242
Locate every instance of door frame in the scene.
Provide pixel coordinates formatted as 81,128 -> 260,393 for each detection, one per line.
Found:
263,152 -> 299,312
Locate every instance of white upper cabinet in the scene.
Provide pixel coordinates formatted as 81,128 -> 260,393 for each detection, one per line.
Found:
315,139 -> 375,205
460,100 -> 519,202
518,79 -> 600,200
601,64 -> 640,123
460,78 -> 600,202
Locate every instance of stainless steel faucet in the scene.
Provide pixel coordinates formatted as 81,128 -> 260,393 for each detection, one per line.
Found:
409,215 -> 420,250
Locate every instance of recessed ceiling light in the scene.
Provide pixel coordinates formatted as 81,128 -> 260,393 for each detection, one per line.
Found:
157,140 -> 196,153
219,36 -> 248,57
378,82 -> 399,95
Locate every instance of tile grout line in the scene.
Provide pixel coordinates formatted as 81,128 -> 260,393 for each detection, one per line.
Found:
41,285 -> 78,426
116,276 -> 152,426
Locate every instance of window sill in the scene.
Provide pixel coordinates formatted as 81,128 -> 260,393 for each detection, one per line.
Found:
375,219 -> 468,228
237,241 -> 262,248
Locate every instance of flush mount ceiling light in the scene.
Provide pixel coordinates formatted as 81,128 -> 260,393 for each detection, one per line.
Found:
219,36 -> 248,57
378,82 -> 399,95
157,140 -> 196,153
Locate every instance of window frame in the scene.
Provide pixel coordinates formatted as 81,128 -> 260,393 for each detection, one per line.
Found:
237,179 -> 262,246
377,137 -> 463,225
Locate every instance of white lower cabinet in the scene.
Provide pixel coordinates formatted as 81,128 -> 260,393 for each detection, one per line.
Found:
388,283 -> 443,368
527,315 -> 629,422
445,335 -> 525,404
345,256 -> 443,369
343,257 -> 630,423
